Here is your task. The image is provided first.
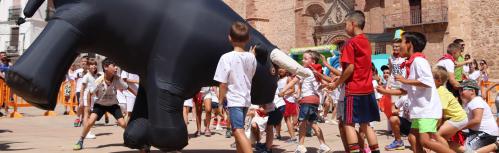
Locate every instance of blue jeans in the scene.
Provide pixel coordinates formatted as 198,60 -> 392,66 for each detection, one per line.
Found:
298,104 -> 319,123
228,107 -> 248,129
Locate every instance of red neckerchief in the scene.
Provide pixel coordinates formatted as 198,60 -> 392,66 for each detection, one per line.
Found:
438,53 -> 456,62
308,63 -> 323,82
400,52 -> 426,77
256,109 -> 267,117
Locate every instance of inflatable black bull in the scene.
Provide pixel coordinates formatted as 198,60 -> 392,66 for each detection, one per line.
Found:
7,0 -> 309,151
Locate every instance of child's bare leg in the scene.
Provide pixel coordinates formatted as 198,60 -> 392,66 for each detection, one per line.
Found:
284,117 -> 295,138
331,103 -> 337,120
203,99 -> 212,131
436,121 -> 460,147
323,97 -> 331,119
408,130 -> 422,153
233,128 -> 252,153
194,103 -> 202,133
80,113 -> 98,138
117,117 -> 127,128
419,132 -> 455,153
389,116 -> 402,140
298,121 -> 307,145
311,122 -> 326,144
183,107 -> 189,125
251,123 -> 260,142
344,123 -> 361,152
339,121 -> 349,152
360,123 -> 379,151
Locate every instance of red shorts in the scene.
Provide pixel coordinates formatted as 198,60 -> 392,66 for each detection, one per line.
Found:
449,130 -> 465,145
284,99 -> 298,117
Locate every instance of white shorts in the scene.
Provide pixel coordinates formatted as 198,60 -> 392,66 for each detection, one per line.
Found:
447,118 -> 469,130
183,99 -> 193,107
251,115 -> 268,132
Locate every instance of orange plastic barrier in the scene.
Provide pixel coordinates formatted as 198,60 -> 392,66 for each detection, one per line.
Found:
481,81 -> 497,107
0,78 -> 32,118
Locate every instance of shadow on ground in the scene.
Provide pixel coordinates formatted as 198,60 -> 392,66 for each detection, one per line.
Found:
0,141 -> 33,151
0,129 -> 13,133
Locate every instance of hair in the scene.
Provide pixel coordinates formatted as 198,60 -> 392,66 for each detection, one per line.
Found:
229,22 -> 250,43
432,66 -> 449,84
86,58 -> 98,74
102,58 -> 115,70
481,60 -> 487,64
447,43 -> 462,54
453,39 -> 464,44
465,54 -> 470,58
392,38 -> 402,43
345,10 -> 365,30
381,65 -> 390,71
334,40 -> 346,51
0,51 -> 6,55
304,50 -> 320,64
402,32 -> 427,52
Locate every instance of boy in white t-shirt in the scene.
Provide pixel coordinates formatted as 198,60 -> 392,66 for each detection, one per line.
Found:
377,32 -> 454,153
74,58 -> 136,150
436,43 -> 462,98
214,22 -> 256,153
459,80 -> 498,152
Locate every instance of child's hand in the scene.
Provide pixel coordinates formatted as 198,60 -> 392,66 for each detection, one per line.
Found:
328,82 -> 338,90
394,75 -> 406,83
278,91 -> 285,97
376,86 -> 387,94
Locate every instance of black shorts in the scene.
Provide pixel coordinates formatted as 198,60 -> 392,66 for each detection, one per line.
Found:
267,106 -> 285,125
211,102 -> 219,109
465,130 -> 498,151
399,117 -> 412,136
92,103 -> 124,121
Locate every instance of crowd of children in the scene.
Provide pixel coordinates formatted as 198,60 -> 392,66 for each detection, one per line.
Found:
30,9 -> 497,153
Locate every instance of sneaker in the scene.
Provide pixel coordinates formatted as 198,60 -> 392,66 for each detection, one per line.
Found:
85,132 -> 96,139
294,145 -> 307,153
230,142 -> 237,148
318,144 -> 331,153
73,140 -> 83,150
215,124 -> 222,131
285,137 -> 298,144
385,140 -> 404,151
275,135 -> 282,140
255,142 -> 266,151
225,130 -> 232,138
74,119 -> 80,127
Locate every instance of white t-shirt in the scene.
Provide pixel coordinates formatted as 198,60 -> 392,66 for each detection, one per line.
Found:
463,65 -> 470,74
75,68 -> 85,92
92,75 -> 129,106
213,51 -> 257,107
468,71 -> 481,81
66,70 -> 77,81
372,80 -> 382,100
284,77 -> 296,103
436,59 -> 455,73
297,69 -> 319,97
273,77 -> 287,108
120,70 -> 139,97
395,95 -> 410,119
464,97 -> 499,136
390,56 -> 406,76
401,57 -> 442,119
337,66 -> 346,102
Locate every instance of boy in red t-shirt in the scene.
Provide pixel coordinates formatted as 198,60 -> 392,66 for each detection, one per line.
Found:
328,10 -> 381,153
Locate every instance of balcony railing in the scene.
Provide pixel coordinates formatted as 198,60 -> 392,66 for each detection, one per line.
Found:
384,7 -> 448,28
8,8 -> 22,22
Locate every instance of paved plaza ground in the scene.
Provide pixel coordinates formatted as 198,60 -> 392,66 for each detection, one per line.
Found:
1,106 -> 415,153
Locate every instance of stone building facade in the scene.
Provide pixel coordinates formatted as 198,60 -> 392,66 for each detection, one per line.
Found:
224,0 -> 499,79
